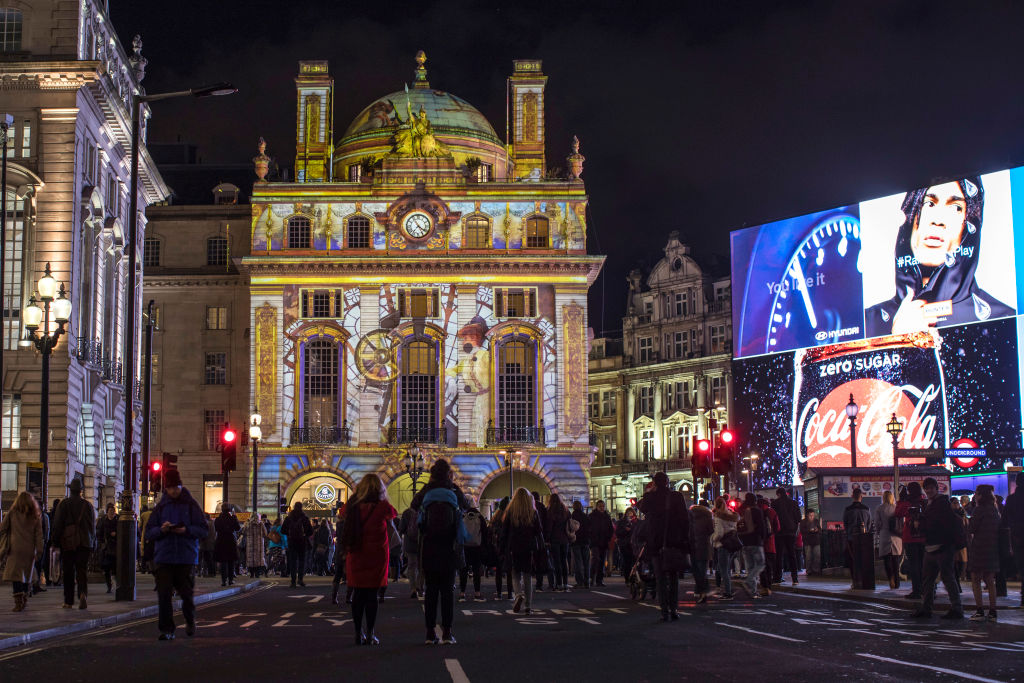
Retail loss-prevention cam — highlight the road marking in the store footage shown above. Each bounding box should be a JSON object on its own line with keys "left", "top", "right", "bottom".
{"left": 775, "top": 592, "right": 899, "bottom": 611}
{"left": 591, "top": 591, "right": 627, "bottom": 600}
{"left": 445, "top": 658, "right": 471, "bottom": 683}
{"left": 856, "top": 653, "right": 1006, "bottom": 683}
{"left": 715, "top": 622, "right": 805, "bottom": 642}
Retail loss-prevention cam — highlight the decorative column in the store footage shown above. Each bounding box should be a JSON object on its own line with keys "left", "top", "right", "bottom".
{"left": 695, "top": 371, "right": 707, "bottom": 438}
{"left": 652, "top": 381, "right": 663, "bottom": 459}
{"left": 625, "top": 385, "right": 636, "bottom": 461}
{"left": 616, "top": 387, "right": 627, "bottom": 462}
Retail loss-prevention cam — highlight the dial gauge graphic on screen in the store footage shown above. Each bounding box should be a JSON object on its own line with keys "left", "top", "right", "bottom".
{"left": 766, "top": 213, "right": 863, "bottom": 353}
{"left": 402, "top": 211, "right": 433, "bottom": 239}
{"left": 356, "top": 329, "right": 399, "bottom": 383}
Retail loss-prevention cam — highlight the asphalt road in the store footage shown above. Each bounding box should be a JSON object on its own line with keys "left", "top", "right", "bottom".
{"left": 2, "top": 575, "right": 1021, "bottom": 682}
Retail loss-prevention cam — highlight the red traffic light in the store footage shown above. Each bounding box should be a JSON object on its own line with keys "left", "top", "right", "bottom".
{"left": 223, "top": 428, "right": 237, "bottom": 443}
{"left": 695, "top": 439, "right": 711, "bottom": 453}
{"left": 727, "top": 498, "right": 740, "bottom": 510}
{"left": 720, "top": 429, "right": 734, "bottom": 444}
{"left": 152, "top": 461, "right": 162, "bottom": 472}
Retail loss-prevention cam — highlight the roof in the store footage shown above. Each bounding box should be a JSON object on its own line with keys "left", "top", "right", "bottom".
{"left": 340, "top": 88, "right": 501, "bottom": 146}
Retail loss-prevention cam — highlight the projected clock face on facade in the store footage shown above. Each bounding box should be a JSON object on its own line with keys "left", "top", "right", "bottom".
{"left": 403, "top": 211, "right": 433, "bottom": 239}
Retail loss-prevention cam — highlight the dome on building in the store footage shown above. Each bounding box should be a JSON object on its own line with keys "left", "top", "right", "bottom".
{"left": 341, "top": 88, "right": 501, "bottom": 145}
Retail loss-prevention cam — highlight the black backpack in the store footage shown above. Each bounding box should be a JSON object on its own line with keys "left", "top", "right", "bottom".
{"left": 420, "top": 500, "right": 457, "bottom": 541}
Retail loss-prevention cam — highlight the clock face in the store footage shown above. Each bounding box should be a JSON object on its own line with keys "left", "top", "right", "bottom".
{"left": 403, "top": 212, "right": 432, "bottom": 239}
{"left": 766, "top": 213, "right": 863, "bottom": 352}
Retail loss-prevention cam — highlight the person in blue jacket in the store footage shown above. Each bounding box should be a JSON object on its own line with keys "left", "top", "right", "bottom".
{"left": 144, "top": 469, "right": 209, "bottom": 640}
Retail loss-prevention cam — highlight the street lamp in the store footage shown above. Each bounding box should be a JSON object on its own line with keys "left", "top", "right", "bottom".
{"left": 118, "top": 79, "right": 237, "bottom": 602}
{"left": 402, "top": 443, "right": 427, "bottom": 504}
{"left": 23, "top": 263, "right": 72, "bottom": 506}
{"left": 499, "top": 448, "right": 524, "bottom": 500}
{"left": 249, "top": 410, "right": 262, "bottom": 514}
{"left": 886, "top": 413, "right": 903, "bottom": 498}
{"left": 846, "top": 393, "right": 860, "bottom": 468}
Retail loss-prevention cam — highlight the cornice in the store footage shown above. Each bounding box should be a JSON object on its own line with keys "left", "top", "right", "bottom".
{"left": 144, "top": 276, "right": 243, "bottom": 288}
{"left": 0, "top": 62, "right": 100, "bottom": 90}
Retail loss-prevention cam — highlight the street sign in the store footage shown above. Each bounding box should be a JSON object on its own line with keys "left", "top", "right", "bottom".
{"left": 894, "top": 448, "right": 945, "bottom": 465}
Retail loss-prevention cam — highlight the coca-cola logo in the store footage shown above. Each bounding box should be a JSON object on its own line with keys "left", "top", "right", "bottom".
{"left": 796, "top": 378, "right": 939, "bottom": 467}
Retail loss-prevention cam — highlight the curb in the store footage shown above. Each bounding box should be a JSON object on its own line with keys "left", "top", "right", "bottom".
{"left": 772, "top": 583, "right": 1022, "bottom": 612}
{"left": 0, "top": 580, "right": 262, "bottom": 652}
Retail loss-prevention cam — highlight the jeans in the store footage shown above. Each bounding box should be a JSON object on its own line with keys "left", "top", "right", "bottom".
{"left": 61, "top": 547, "right": 90, "bottom": 606}
{"left": 715, "top": 547, "right": 734, "bottom": 595}
{"left": 804, "top": 544, "right": 821, "bottom": 574}
{"left": 219, "top": 561, "right": 235, "bottom": 584}
{"left": 921, "top": 545, "right": 962, "bottom": 613}
{"left": 741, "top": 546, "right": 766, "bottom": 596}
{"left": 775, "top": 534, "right": 798, "bottom": 582}
{"left": 571, "top": 544, "right": 591, "bottom": 586}
{"left": 511, "top": 567, "right": 534, "bottom": 608}
{"left": 550, "top": 543, "right": 569, "bottom": 588}
{"left": 651, "top": 556, "right": 679, "bottom": 615}
{"left": 904, "top": 543, "right": 925, "bottom": 595}
{"left": 692, "top": 546, "right": 710, "bottom": 595}
{"left": 155, "top": 564, "right": 196, "bottom": 634}
{"left": 406, "top": 552, "right": 422, "bottom": 593}
{"left": 459, "top": 557, "right": 482, "bottom": 594}
{"left": 590, "top": 545, "right": 608, "bottom": 584}
{"left": 287, "top": 546, "right": 306, "bottom": 584}
{"left": 423, "top": 569, "right": 455, "bottom": 629}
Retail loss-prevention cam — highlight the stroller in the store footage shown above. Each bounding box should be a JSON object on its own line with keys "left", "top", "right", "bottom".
{"left": 627, "top": 543, "right": 658, "bottom": 601}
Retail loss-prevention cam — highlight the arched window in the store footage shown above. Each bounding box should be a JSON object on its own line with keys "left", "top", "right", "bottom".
{"left": 303, "top": 337, "right": 339, "bottom": 428}
{"left": 347, "top": 215, "right": 370, "bottom": 249}
{"left": 0, "top": 9, "right": 22, "bottom": 53}
{"left": 287, "top": 216, "right": 311, "bottom": 249}
{"left": 206, "top": 236, "right": 228, "bottom": 266}
{"left": 399, "top": 339, "right": 438, "bottom": 441}
{"left": 464, "top": 216, "right": 490, "bottom": 249}
{"left": 143, "top": 237, "right": 160, "bottom": 267}
{"left": 496, "top": 337, "right": 537, "bottom": 441}
{"left": 525, "top": 216, "right": 549, "bottom": 248}
{"left": 2, "top": 189, "right": 25, "bottom": 349}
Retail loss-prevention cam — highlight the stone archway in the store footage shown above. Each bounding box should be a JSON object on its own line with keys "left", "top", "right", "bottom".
{"left": 479, "top": 469, "right": 552, "bottom": 516}
{"left": 285, "top": 471, "right": 352, "bottom": 518}
{"left": 385, "top": 472, "right": 430, "bottom": 514}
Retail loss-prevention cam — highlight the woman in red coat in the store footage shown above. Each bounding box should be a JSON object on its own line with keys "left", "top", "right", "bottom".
{"left": 341, "top": 474, "right": 396, "bottom": 646}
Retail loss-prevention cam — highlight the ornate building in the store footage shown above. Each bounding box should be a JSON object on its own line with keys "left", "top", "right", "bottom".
{"left": 587, "top": 233, "right": 732, "bottom": 513}
{"left": 1, "top": 1, "right": 167, "bottom": 511}
{"left": 145, "top": 55, "right": 603, "bottom": 515}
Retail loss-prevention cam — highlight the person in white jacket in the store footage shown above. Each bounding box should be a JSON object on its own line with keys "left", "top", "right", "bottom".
{"left": 872, "top": 491, "right": 904, "bottom": 589}
{"left": 710, "top": 497, "right": 740, "bottom": 600}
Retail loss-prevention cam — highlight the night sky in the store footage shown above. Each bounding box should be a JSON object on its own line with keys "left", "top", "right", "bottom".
{"left": 110, "top": 0, "right": 1024, "bottom": 334}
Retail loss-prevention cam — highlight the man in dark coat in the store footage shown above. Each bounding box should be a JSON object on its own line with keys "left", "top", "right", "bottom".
{"left": 51, "top": 479, "right": 96, "bottom": 609}
{"left": 213, "top": 503, "right": 241, "bottom": 586}
{"left": 771, "top": 488, "right": 802, "bottom": 585}
{"left": 570, "top": 501, "right": 591, "bottom": 588}
{"left": 144, "top": 470, "right": 209, "bottom": 640}
{"left": 843, "top": 488, "right": 874, "bottom": 589}
{"left": 588, "top": 500, "right": 615, "bottom": 587}
{"left": 638, "top": 472, "right": 690, "bottom": 620}
{"left": 282, "top": 502, "right": 313, "bottom": 588}
{"left": 1002, "top": 471, "right": 1024, "bottom": 607}
{"left": 912, "top": 477, "right": 964, "bottom": 619}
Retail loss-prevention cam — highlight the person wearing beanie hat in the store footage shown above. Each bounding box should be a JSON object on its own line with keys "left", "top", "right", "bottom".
{"left": 1002, "top": 471, "right": 1024, "bottom": 607}
{"left": 51, "top": 477, "right": 96, "bottom": 609}
{"left": 144, "top": 468, "right": 208, "bottom": 640}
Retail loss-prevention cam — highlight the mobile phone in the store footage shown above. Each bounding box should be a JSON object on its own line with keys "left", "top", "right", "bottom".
{"left": 173, "top": 522, "right": 186, "bottom": 529}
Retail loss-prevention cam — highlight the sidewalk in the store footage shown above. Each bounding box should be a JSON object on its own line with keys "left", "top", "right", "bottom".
{"left": 0, "top": 575, "right": 260, "bottom": 651}
{"left": 772, "top": 573, "right": 1023, "bottom": 611}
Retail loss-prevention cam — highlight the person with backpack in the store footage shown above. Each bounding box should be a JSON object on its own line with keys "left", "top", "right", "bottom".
{"left": 799, "top": 509, "right": 822, "bottom": 576}
{"left": 638, "top": 472, "right": 690, "bottom": 621}
{"left": 417, "top": 460, "right": 467, "bottom": 644}
{"left": 545, "top": 494, "right": 571, "bottom": 591}
{"left": 50, "top": 478, "right": 96, "bottom": 609}
{"left": 1002, "top": 471, "right": 1024, "bottom": 607}
{"left": 873, "top": 490, "right": 903, "bottom": 589}
{"left": 569, "top": 500, "right": 590, "bottom": 588}
{"left": 844, "top": 488, "right": 874, "bottom": 589}
{"left": 771, "top": 488, "right": 802, "bottom": 585}
{"left": 398, "top": 504, "right": 422, "bottom": 599}
{"left": 282, "top": 502, "right": 314, "bottom": 587}
{"left": 501, "top": 488, "right": 545, "bottom": 615}
{"left": 341, "top": 474, "right": 397, "bottom": 645}
{"left": 911, "top": 477, "right": 965, "bottom": 619}
{"left": 459, "top": 506, "right": 487, "bottom": 601}
{"left": 896, "top": 482, "right": 927, "bottom": 598}
{"left": 737, "top": 493, "right": 767, "bottom": 600}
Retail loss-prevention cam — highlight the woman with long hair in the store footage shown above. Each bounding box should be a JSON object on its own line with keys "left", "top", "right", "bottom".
{"left": 341, "top": 474, "right": 396, "bottom": 645}
{"left": 968, "top": 485, "right": 1001, "bottom": 621}
{"left": 711, "top": 496, "right": 739, "bottom": 599}
{"left": 545, "top": 493, "right": 571, "bottom": 591}
{"left": 1, "top": 491, "right": 43, "bottom": 612}
{"left": 502, "top": 488, "right": 545, "bottom": 614}
{"left": 872, "top": 490, "right": 904, "bottom": 589}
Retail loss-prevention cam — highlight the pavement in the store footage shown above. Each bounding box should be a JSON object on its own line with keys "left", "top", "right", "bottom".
{"left": 0, "top": 574, "right": 260, "bottom": 651}
{"left": 0, "top": 572, "right": 1021, "bottom": 682}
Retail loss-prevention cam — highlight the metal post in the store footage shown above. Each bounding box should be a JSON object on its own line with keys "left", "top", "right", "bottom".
{"left": 508, "top": 455, "right": 514, "bottom": 500}
{"left": 0, "top": 114, "right": 9, "bottom": 517}
{"left": 224, "top": 468, "right": 229, "bottom": 508}
{"left": 849, "top": 413, "right": 858, "bottom": 469}
{"left": 141, "top": 300, "right": 154, "bottom": 494}
{"left": 892, "top": 432, "right": 900, "bottom": 498}
{"left": 251, "top": 437, "right": 258, "bottom": 514}
{"left": 38, "top": 300, "right": 50, "bottom": 504}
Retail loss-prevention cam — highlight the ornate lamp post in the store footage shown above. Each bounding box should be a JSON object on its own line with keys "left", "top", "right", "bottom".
{"left": 846, "top": 393, "right": 860, "bottom": 468}
{"left": 886, "top": 413, "right": 903, "bottom": 497}
{"left": 23, "top": 264, "right": 72, "bottom": 506}
{"left": 499, "top": 448, "right": 524, "bottom": 499}
{"left": 402, "top": 443, "right": 426, "bottom": 507}
{"left": 249, "top": 410, "right": 262, "bottom": 514}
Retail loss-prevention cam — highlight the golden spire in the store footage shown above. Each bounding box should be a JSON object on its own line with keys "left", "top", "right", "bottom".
{"left": 414, "top": 50, "right": 429, "bottom": 88}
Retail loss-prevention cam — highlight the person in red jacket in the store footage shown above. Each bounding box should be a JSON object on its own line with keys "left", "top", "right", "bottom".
{"left": 341, "top": 474, "right": 397, "bottom": 646}
{"left": 757, "top": 497, "right": 779, "bottom": 594}
{"left": 895, "top": 482, "right": 927, "bottom": 599}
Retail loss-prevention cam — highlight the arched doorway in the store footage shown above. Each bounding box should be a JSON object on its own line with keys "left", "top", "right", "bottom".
{"left": 286, "top": 472, "right": 351, "bottom": 519}
{"left": 386, "top": 472, "right": 430, "bottom": 514}
{"left": 480, "top": 470, "right": 552, "bottom": 517}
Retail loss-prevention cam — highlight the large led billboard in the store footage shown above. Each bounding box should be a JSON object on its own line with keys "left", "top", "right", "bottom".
{"left": 730, "top": 167, "right": 1024, "bottom": 484}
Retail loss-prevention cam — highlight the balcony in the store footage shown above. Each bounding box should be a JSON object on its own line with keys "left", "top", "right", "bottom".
{"left": 101, "top": 358, "right": 123, "bottom": 385}
{"left": 486, "top": 424, "right": 545, "bottom": 446}
{"left": 619, "top": 456, "right": 693, "bottom": 476}
{"left": 386, "top": 425, "right": 447, "bottom": 445}
{"left": 291, "top": 425, "right": 351, "bottom": 445}
{"left": 75, "top": 337, "right": 103, "bottom": 366}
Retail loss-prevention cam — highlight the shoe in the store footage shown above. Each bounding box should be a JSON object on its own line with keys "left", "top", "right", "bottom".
{"left": 221, "top": 582, "right": 227, "bottom": 587}
{"left": 910, "top": 608, "right": 932, "bottom": 618}
{"left": 410, "top": 591, "right": 419, "bottom": 599}
{"left": 970, "top": 610, "right": 987, "bottom": 622}
{"left": 670, "top": 612, "right": 679, "bottom": 621}
{"left": 356, "top": 632, "right": 366, "bottom": 646}
{"left": 941, "top": 610, "right": 964, "bottom": 620}
{"left": 425, "top": 628, "right": 439, "bottom": 645}
{"left": 759, "top": 588, "right": 771, "bottom": 597}
{"left": 513, "top": 594, "right": 524, "bottom": 613}
{"left": 106, "top": 585, "right": 112, "bottom": 594}
{"left": 718, "top": 593, "right": 734, "bottom": 601}
{"left": 474, "top": 593, "right": 484, "bottom": 602}
{"left": 62, "top": 603, "right": 73, "bottom": 609}
{"left": 298, "top": 580, "right": 306, "bottom": 587}
{"left": 79, "top": 595, "right": 87, "bottom": 610}
{"left": 229, "top": 580, "right": 234, "bottom": 586}
{"left": 792, "top": 580, "right": 799, "bottom": 586}
{"left": 186, "top": 620, "right": 196, "bottom": 636}
{"left": 441, "top": 628, "right": 456, "bottom": 644}
{"left": 458, "top": 592, "right": 466, "bottom": 601}
{"left": 696, "top": 592, "right": 708, "bottom": 604}
{"left": 596, "top": 582, "right": 606, "bottom": 587}
{"left": 906, "top": 592, "right": 922, "bottom": 600}
{"left": 158, "top": 632, "right": 175, "bottom": 641}
{"left": 524, "top": 607, "right": 532, "bottom": 615}
{"left": 365, "top": 634, "right": 380, "bottom": 646}
{"left": 987, "top": 609, "right": 998, "bottom": 622}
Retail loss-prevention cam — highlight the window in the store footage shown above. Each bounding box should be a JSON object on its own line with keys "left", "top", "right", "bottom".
{"left": 3, "top": 190, "right": 24, "bottom": 350}
{"left": 204, "top": 352, "right": 227, "bottom": 385}
{"left": 1, "top": 462, "right": 15, "bottom": 491}
{"left": 638, "top": 385, "right": 653, "bottom": 414}
{"left": 300, "top": 289, "right": 343, "bottom": 318}
{"left": 495, "top": 288, "right": 536, "bottom": 318}
{"left": 673, "top": 292, "right": 688, "bottom": 317}
{"left": 673, "top": 331, "right": 688, "bottom": 358}
{"left": 143, "top": 238, "right": 160, "bottom": 267}
{"left": 464, "top": 216, "right": 490, "bottom": 249}
{"left": 602, "top": 435, "right": 617, "bottom": 466}
{"left": 204, "top": 409, "right": 225, "bottom": 450}
{"left": 709, "top": 325, "right": 726, "bottom": 353}
{"left": 588, "top": 392, "right": 600, "bottom": 419}
{"left": 638, "top": 337, "right": 653, "bottom": 363}
{"left": 347, "top": 215, "right": 370, "bottom": 249}
{"left": 20, "top": 118, "right": 30, "bottom": 157}
{"left": 673, "top": 381, "right": 691, "bottom": 410}
{"left": 496, "top": 338, "right": 536, "bottom": 435}
{"left": 2, "top": 393, "right": 20, "bottom": 448}
{"left": 399, "top": 339, "right": 438, "bottom": 439}
{"left": 206, "top": 306, "right": 228, "bottom": 330}
{"left": 303, "top": 338, "right": 339, "bottom": 427}
{"left": 287, "top": 216, "right": 311, "bottom": 248}
{"left": 640, "top": 429, "right": 654, "bottom": 462}
{"left": 524, "top": 216, "right": 549, "bottom": 248}
{"left": 151, "top": 352, "right": 160, "bottom": 385}
{"left": 710, "top": 375, "right": 726, "bottom": 408}
{"left": 347, "top": 164, "right": 362, "bottom": 182}
{"left": 601, "top": 391, "right": 616, "bottom": 417}
{"left": 475, "top": 163, "right": 492, "bottom": 183}
{"left": 0, "top": 9, "right": 21, "bottom": 53}
{"left": 397, "top": 288, "right": 439, "bottom": 318}
{"left": 206, "top": 236, "right": 228, "bottom": 266}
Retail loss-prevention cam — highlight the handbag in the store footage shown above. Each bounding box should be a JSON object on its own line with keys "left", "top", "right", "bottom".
{"left": 658, "top": 493, "right": 690, "bottom": 573}
{"left": 721, "top": 530, "right": 743, "bottom": 553}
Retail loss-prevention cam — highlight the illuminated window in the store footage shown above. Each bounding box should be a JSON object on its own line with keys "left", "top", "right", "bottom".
{"left": 204, "top": 352, "right": 227, "bottom": 385}
{"left": 602, "top": 391, "right": 616, "bottom": 417}
{"left": 2, "top": 393, "right": 20, "bottom": 449}
{"left": 640, "top": 429, "right": 654, "bottom": 462}
{"left": 1, "top": 462, "right": 16, "bottom": 491}
{"left": 0, "top": 9, "right": 21, "bottom": 53}
{"left": 709, "top": 325, "right": 726, "bottom": 353}
{"left": 638, "top": 385, "right": 653, "bottom": 414}
{"left": 464, "top": 216, "right": 490, "bottom": 248}
{"left": 588, "top": 392, "right": 600, "bottom": 419}
{"left": 399, "top": 339, "right": 438, "bottom": 439}
{"left": 143, "top": 237, "right": 160, "bottom": 267}
{"left": 206, "top": 306, "right": 228, "bottom": 330}
{"left": 347, "top": 215, "right": 370, "bottom": 249}
{"left": 303, "top": 338, "right": 339, "bottom": 428}
{"left": 495, "top": 288, "right": 536, "bottom": 318}
{"left": 287, "top": 216, "right": 311, "bottom": 249}
{"left": 206, "top": 236, "right": 228, "bottom": 266}
{"left": 710, "top": 375, "right": 726, "bottom": 407}
{"left": 300, "top": 289, "right": 343, "bottom": 318}
{"left": 3, "top": 190, "right": 24, "bottom": 350}
{"left": 204, "top": 409, "right": 225, "bottom": 450}
{"left": 602, "top": 435, "right": 617, "bottom": 465}
{"left": 638, "top": 337, "right": 653, "bottom": 363}
{"left": 397, "top": 288, "right": 439, "bottom": 318}
{"left": 524, "top": 216, "right": 549, "bottom": 248}
{"left": 19, "top": 119, "right": 30, "bottom": 157}
{"left": 496, "top": 338, "right": 536, "bottom": 435}
{"left": 348, "top": 165, "right": 361, "bottom": 182}
{"left": 475, "top": 163, "right": 492, "bottom": 183}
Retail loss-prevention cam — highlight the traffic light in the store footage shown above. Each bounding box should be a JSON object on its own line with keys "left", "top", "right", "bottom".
{"left": 692, "top": 437, "right": 713, "bottom": 478}
{"left": 628, "top": 497, "right": 637, "bottom": 508}
{"left": 279, "top": 496, "right": 288, "bottom": 514}
{"left": 727, "top": 497, "right": 740, "bottom": 511}
{"left": 149, "top": 460, "right": 163, "bottom": 493}
{"left": 163, "top": 451, "right": 178, "bottom": 471}
{"left": 714, "top": 426, "right": 736, "bottom": 475}
{"left": 220, "top": 425, "right": 237, "bottom": 473}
